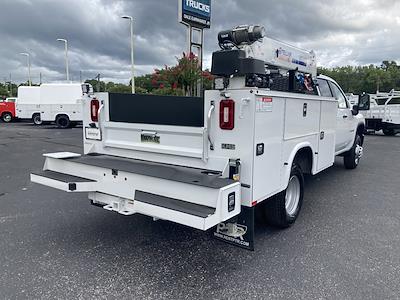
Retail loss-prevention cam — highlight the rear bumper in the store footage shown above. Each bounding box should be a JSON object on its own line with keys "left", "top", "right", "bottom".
{"left": 31, "top": 152, "right": 241, "bottom": 231}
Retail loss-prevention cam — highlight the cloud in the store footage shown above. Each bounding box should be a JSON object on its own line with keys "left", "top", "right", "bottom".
{"left": 0, "top": 0, "right": 399, "bottom": 84}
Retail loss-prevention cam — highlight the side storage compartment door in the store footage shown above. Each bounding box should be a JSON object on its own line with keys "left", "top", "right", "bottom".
{"left": 317, "top": 99, "right": 337, "bottom": 171}
{"left": 252, "top": 95, "right": 285, "bottom": 202}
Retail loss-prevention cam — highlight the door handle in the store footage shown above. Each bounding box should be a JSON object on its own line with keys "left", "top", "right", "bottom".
{"left": 343, "top": 115, "right": 348, "bottom": 119}
{"left": 207, "top": 101, "right": 215, "bottom": 151}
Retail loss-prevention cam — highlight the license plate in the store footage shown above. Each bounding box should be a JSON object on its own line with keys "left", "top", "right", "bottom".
{"left": 85, "top": 127, "right": 102, "bottom": 141}
{"left": 141, "top": 132, "right": 160, "bottom": 144}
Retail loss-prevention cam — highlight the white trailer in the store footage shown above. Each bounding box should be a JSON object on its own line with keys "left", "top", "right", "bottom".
{"left": 15, "top": 86, "right": 42, "bottom": 124}
{"left": 31, "top": 26, "right": 369, "bottom": 250}
{"left": 39, "top": 83, "right": 91, "bottom": 128}
{"left": 361, "top": 90, "right": 400, "bottom": 136}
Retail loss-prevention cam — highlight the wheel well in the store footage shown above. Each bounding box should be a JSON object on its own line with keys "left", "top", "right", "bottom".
{"left": 32, "top": 113, "right": 40, "bottom": 118}
{"left": 1, "top": 111, "right": 11, "bottom": 117}
{"left": 56, "top": 114, "right": 69, "bottom": 120}
{"left": 293, "top": 147, "right": 313, "bottom": 175}
{"left": 357, "top": 124, "right": 365, "bottom": 145}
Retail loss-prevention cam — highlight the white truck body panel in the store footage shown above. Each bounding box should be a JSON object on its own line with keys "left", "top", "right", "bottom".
{"left": 37, "top": 88, "right": 338, "bottom": 209}
{"left": 361, "top": 90, "right": 400, "bottom": 133}
{"left": 40, "top": 83, "right": 84, "bottom": 122}
{"left": 364, "top": 95, "right": 400, "bottom": 124}
{"left": 15, "top": 84, "right": 85, "bottom": 122}
{"left": 15, "top": 86, "right": 41, "bottom": 119}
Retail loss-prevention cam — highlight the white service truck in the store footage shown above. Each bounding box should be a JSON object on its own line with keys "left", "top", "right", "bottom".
{"left": 361, "top": 90, "right": 400, "bottom": 136}
{"left": 15, "top": 86, "right": 42, "bottom": 124}
{"left": 31, "top": 26, "right": 369, "bottom": 250}
{"left": 15, "top": 83, "right": 91, "bottom": 128}
{"left": 39, "top": 83, "right": 91, "bottom": 129}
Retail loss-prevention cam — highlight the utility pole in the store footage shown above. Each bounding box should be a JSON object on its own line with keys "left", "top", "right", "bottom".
{"left": 121, "top": 16, "right": 135, "bottom": 94}
{"left": 19, "top": 52, "right": 31, "bottom": 86}
{"left": 79, "top": 71, "right": 82, "bottom": 83}
{"left": 57, "top": 38, "right": 70, "bottom": 82}
{"left": 39, "top": 72, "right": 42, "bottom": 85}
{"left": 95, "top": 74, "right": 101, "bottom": 92}
{"left": 9, "top": 73, "right": 12, "bottom": 96}
{"left": 3, "top": 78, "right": 7, "bottom": 95}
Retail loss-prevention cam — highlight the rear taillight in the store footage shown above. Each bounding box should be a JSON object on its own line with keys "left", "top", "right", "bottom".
{"left": 90, "top": 99, "right": 100, "bottom": 122}
{"left": 220, "top": 99, "right": 235, "bottom": 130}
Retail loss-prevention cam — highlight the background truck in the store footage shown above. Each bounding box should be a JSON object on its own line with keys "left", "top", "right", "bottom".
{"left": 39, "top": 83, "right": 91, "bottom": 129}
{"left": 31, "top": 25, "right": 369, "bottom": 250}
{"left": 0, "top": 97, "right": 17, "bottom": 122}
{"left": 15, "top": 86, "right": 41, "bottom": 124}
{"left": 361, "top": 90, "right": 400, "bottom": 136}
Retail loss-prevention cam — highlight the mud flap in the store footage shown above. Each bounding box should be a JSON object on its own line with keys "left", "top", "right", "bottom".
{"left": 213, "top": 206, "right": 254, "bottom": 251}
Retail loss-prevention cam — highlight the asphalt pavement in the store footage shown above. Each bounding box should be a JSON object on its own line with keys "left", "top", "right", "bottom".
{"left": 0, "top": 122, "right": 399, "bottom": 299}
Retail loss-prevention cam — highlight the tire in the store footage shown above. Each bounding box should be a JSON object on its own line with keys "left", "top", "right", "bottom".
{"left": 56, "top": 115, "right": 71, "bottom": 129}
{"left": 344, "top": 134, "right": 363, "bottom": 169}
{"left": 264, "top": 164, "right": 304, "bottom": 228}
{"left": 32, "top": 114, "right": 42, "bottom": 125}
{"left": 2, "top": 112, "right": 12, "bottom": 123}
{"left": 383, "top": 129, "right": 396, "bottom": 136}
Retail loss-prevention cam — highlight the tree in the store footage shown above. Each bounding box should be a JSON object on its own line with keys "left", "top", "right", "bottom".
{"left": 318, "top": 61, "right": 400, "bottom": 94}
{"left": 134, "top": 74, "right": 154, "bottom": 92}
{"left": 0, "top": 82, "right": 19, "bottom": 98}
{"left": 150, "top": 53, "right": 214, "bottom": 96}
{"left": 85, "top": 79, "right": 106, "bottom": 92}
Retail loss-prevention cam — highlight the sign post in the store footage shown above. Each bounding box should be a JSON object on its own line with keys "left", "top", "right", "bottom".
{"left": 179, "top": 0, "right": 212, "bottom": 96}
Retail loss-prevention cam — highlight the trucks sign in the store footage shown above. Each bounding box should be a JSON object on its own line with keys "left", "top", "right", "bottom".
{"left": 179, "top": 0, "right": 211, "bottom": 29}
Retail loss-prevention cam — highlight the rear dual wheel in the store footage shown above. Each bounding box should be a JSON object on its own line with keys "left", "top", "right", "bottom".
{"left": 264, "top": 164, "right": 304, "bottom": 228}
{"left": 344, "top": 134, "right": 363, "bottom": 169}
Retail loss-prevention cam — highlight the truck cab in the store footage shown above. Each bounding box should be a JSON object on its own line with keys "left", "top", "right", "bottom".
{"left": 0, "top": 97, "right": 17, "bottom": 123}
{"left": 317, "top": 75, "right": 365, "bottom": 156}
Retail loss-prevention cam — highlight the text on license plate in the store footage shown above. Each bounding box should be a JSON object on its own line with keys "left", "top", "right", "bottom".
{"left": 85, "top": 127, "right": 101, "bottom": 141}
{"left": 141, "top": 133, "right": 160, "bottom": 144}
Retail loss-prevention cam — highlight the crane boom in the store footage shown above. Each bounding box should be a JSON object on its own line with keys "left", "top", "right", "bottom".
{"left": 240, "top": 37, "right": 317, "bottom": 77}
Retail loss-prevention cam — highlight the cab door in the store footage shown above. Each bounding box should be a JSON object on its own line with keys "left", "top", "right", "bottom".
{"left": 328, "top": 81, "right": 354, "bottom": 152}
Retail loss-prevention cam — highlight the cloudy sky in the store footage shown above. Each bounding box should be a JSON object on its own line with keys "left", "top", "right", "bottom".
{"left": 0, "top": 0, "right": 399, "bottom": 84}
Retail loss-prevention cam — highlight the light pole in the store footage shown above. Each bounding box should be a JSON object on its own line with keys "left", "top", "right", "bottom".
{"left": 19, "top": 52, "right": 31, "bottom": 86}
{"left": 57, "top": 38, "right": 70, "bottom": 81}
{"left": 121, "top": 15, "right": 135, "bottom": 94}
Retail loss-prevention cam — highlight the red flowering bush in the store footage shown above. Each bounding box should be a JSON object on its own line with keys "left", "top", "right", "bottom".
{"left": 149, "top": 52, "right": 214, "bottom": 96}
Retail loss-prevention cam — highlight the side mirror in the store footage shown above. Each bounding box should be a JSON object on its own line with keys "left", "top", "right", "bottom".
{"left": 358, "top": 93, "right": 370, "bottom": 111}
{"left": 351, "top": 105, "right": 359, "bottom": 116}
{"left": 81, "top": 84, "right": 94, "bottom": 95}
